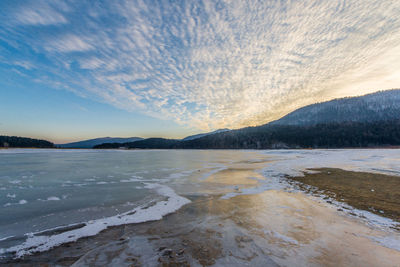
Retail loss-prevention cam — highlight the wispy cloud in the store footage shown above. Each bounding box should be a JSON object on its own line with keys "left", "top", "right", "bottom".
{"left": 2, "top": 0, "right": 400, "bottom": 131}
{"left": 45, "top": 35, "right": 94, "bottom": 53}
{"left": 14, "top": 1, "right": 68, "bottom": 26}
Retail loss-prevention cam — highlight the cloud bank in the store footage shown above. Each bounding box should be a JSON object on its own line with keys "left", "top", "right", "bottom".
{"left": 2, "top": 0, "right": 400, "bottom": 130}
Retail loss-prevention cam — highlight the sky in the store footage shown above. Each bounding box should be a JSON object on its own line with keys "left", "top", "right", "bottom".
{"left": 1, "top": 0, "right": 400, "bottom": 143}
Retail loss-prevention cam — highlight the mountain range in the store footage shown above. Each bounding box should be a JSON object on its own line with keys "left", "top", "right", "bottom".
{"left": 95, "top": 89, "right": 400, "bottom": 149}
{"left": 57, "top": 129, "right": 231, "bottom": 148}
{"left": 2, "top": 89, "right": 400, "bottom": 149}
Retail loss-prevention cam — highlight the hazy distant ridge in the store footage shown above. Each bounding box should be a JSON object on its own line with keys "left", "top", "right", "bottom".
{"left": 58, "top": 137, "right": 143, "bottom": 148}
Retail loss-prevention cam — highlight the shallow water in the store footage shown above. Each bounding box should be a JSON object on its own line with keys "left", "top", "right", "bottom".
{"left": 1, "top": 148, "right": 400, "bottom": 265}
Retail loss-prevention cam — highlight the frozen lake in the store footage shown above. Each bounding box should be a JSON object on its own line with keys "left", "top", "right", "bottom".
{"left": 1, "top": 149, "right": 400, "bottom": 265}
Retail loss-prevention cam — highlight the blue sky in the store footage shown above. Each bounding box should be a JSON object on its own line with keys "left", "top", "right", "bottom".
{"left": 1, "top": 1, "right": 400, "bottom": 143}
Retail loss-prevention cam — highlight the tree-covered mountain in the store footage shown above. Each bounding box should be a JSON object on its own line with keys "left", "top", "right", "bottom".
{"left": 182, "top": 128, "right": 230, "bottom": 141}
{"left": 95, "top": 90, "right": 400, "bottom": 149}
{"left": 96, "top": 130, "right": 231, "bottom": 148}
{"left": 58, "top": 137, "right": 143, "bottom": 148}
{"left": 178, "top": 121, "right": 400, "bottom": 149}
{"left": 94, "top": 121, "right": 400, "bottom": 149}
{"left": 271, "top": 89, "right": 400, "bottom": 126}
{"left": 0, "top": 136, "right": 54, "bottom": 148}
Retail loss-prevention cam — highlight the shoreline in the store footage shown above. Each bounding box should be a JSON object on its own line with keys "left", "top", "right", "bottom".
{"left": 3, "top": 168, "right": 400, "bottom": 266}
{"left": 2, "top": 146, "right": 400, "bottom": 150}
{"left": 2, "top": 149, "right": 400, "bottom": 266}
{"left": 0, "top": 183, "right": 191, "bottom": 260}
{"left": 286, "top": 168, "right": 400, "bottom": 224}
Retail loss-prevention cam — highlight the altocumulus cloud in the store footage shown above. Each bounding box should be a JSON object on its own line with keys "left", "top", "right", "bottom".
{"left": 1, "top": 0, "right": 400, "bottom": 130}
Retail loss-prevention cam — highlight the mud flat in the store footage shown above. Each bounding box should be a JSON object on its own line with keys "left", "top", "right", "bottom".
{"left": 287, "top": 168, "right": 400, "bottom": 223}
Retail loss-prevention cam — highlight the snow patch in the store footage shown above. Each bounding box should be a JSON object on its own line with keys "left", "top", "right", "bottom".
{"left": 1, "top": 183, "right": 190, "bottom": 258}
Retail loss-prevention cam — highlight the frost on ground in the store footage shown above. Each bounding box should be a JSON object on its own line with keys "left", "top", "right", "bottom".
{"left": 262, "top": 149, "right": 400, "bottom": 178}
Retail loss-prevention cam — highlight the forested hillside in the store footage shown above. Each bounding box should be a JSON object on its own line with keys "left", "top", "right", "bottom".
{"left": 271, "top": 89, "right": 400, "bottom": 126}
{"left": 0, "top": 136, "right": 54, "bottom": 148}
{"left": 95, "top": 120, "right": 400, "bottom": 149}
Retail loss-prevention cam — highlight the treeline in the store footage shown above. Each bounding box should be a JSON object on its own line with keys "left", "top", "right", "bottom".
{"left": 94, "top": 120, "right": 400, "bottom": 149}
{"left": 96, "top": 138, "right": 180, "bottom": 149}
{"left": 0, "top": 136, "right": 54, "bottom": 148}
